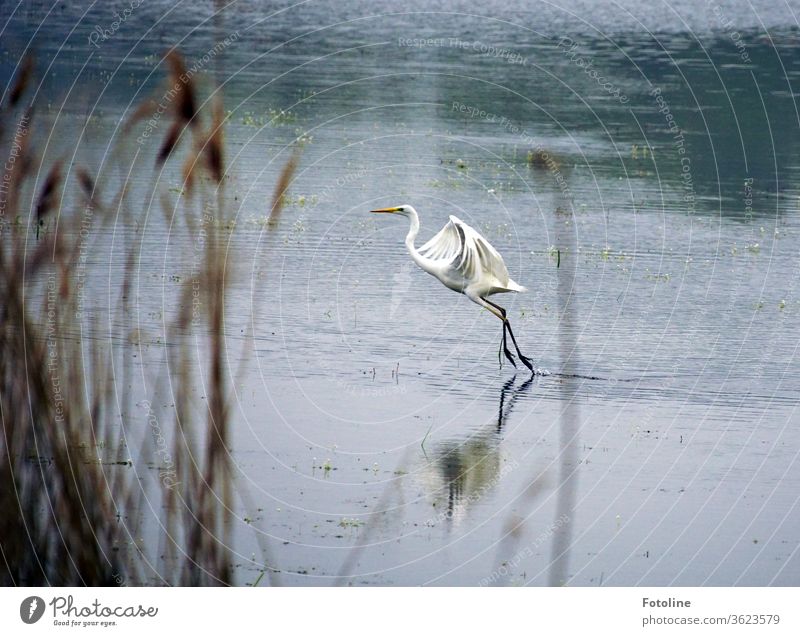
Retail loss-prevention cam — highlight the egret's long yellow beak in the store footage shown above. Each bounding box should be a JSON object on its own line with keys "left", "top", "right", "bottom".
{"left": 370, "top": 206, "right": 400, "bottom": 214}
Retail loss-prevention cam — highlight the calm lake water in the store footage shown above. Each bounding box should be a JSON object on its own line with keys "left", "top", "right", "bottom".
{"left": 4, "top": 0, "right": 800, "bottom": 585}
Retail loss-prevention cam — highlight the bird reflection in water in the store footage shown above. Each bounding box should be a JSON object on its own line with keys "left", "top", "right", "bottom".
{"left": 421, "top": 375, "right": 534, "bottom": 528}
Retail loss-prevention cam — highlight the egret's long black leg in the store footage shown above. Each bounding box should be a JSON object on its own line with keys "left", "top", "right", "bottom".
{"left": 497, "top": 322, "right": 515, "bottom": 368}
{"left": 484, "top": 298, "right": 534, "bottom": 373}
{"left": 480, "top": 297, "right": 515, "bottom": 368}
{"left": 501, "top": 322, "right": 515, "bottom": 368}
{"left": 505, "top": 320, "right": 534, "bottom": 372}
{"left": 468, "top": 292, "right": 517, "bottom": 369}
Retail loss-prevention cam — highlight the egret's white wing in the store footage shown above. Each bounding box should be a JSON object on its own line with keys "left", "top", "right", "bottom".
{"left": 419, "top": 215, "right": 512, "bottom": 286}
{"left": 418, "top": 215, "right": 463, "bottom": 262}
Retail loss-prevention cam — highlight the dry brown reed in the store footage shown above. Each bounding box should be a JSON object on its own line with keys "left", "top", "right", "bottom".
{"left": 0, "top": 51, "right": 293, "bottom": 586}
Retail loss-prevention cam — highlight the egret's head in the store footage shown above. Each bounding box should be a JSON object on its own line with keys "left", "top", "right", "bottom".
{"left": 370, "top": 204, "right": 413, "bottom": 217}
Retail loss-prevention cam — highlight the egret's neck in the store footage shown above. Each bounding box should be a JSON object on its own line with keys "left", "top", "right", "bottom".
{"left": 404, "top": 207, "right": 420, "bottom": 251}
{"left": 404, "top": 208, "right": 429, "bottom": 270}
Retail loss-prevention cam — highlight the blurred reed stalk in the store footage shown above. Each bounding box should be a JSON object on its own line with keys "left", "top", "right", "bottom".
{"left": 489, "top": 156, "right": 581, "bottom": 586}
{"left": 548, "top": 164, "right": 580, "bottom": 587}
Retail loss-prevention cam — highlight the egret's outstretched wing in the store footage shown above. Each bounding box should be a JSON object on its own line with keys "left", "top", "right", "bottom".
{"left": 418, "top": 215, "right": 462, "bottom": 262}
{"left": 419, "top": 215, "right": 511, "bottom": 285}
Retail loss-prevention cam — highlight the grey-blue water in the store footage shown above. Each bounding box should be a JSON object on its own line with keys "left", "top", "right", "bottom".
{"left": 4, "top": 0, "right": 800, "bottom": 585}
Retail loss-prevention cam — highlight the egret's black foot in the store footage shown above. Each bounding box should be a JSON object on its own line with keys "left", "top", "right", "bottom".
{"left": 503, "top": 346, "right": 517, "bottom": 368}
{"left": 518, "top": 353, "right": 534, "bottom": 373}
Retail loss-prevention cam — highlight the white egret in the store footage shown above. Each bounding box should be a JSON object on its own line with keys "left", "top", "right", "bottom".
{"left": 371, "top": 204, "right": 534, "bottom": 372}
